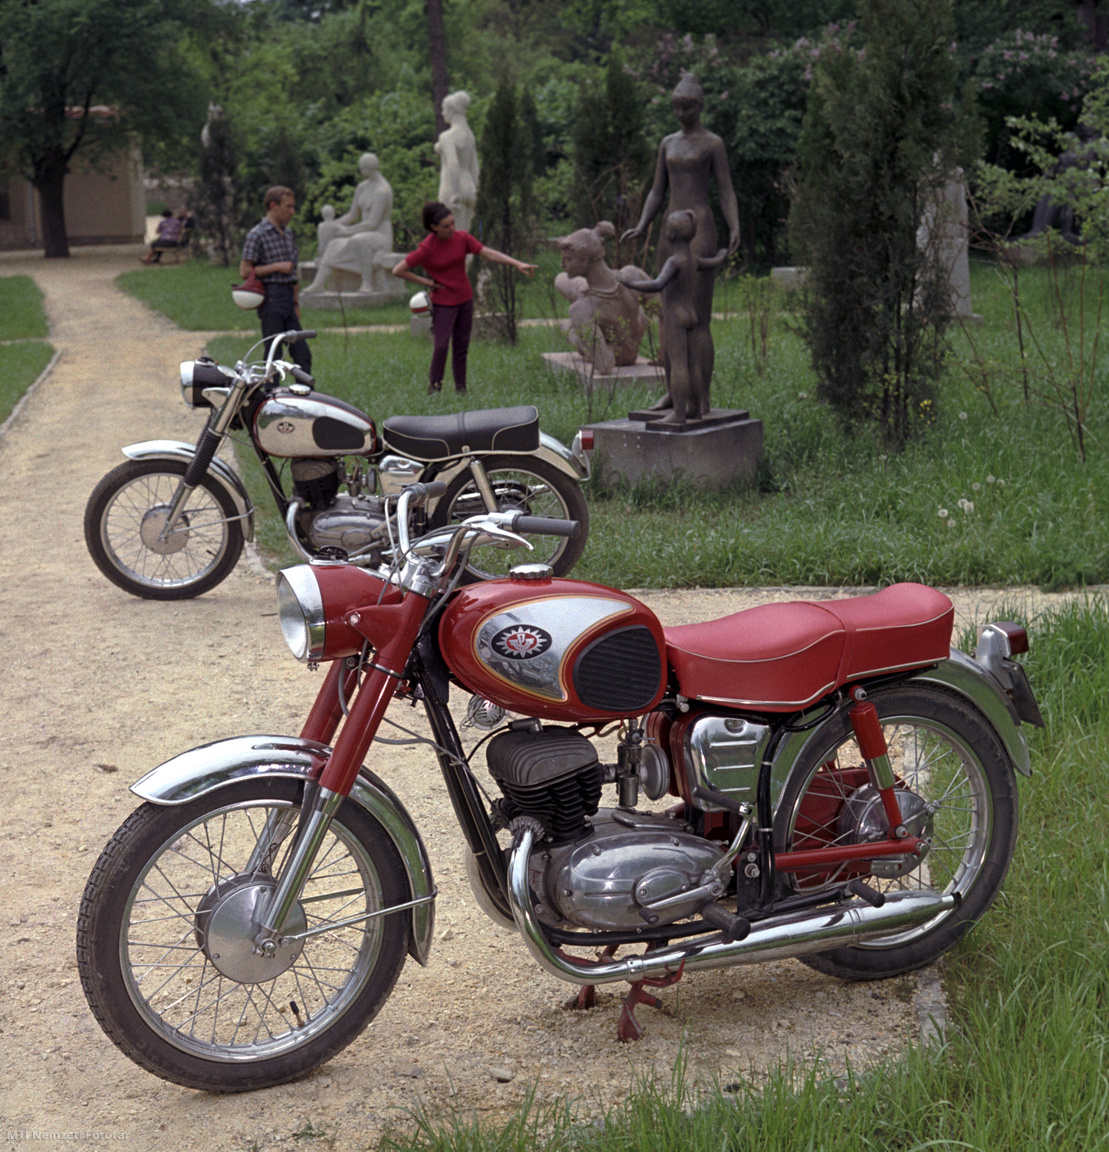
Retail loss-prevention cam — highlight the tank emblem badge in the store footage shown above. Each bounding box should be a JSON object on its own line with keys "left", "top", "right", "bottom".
{"left": 276, "top": 421, "right": 296, "bottom": 434}
{"left": 490, "top": 625, "right": 552, "bottom": 660}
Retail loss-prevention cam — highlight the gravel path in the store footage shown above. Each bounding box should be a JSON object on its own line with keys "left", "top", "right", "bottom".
{"left": 0, "top": 248, "right": 1073, "bottom": 1152}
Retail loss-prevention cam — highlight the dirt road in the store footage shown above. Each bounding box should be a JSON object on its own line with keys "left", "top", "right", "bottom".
{"left": 0, "top": 249, "right": 1066, "bottom": 1151}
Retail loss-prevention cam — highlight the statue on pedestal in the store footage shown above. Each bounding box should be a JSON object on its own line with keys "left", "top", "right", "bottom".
{"left": 303, "top": 153, "right": 394, "bottom": 295}
{"left": 621, "top": 73, "right": 740, "bottom": 420}
{"left": 620, "top": 210, "right": 727, "bottom": 422}
{"left": 436, "top": 91, "right": 480, "bottom": 235}
{"left": 554, "top": 221, "right": 649, "bottom": 376}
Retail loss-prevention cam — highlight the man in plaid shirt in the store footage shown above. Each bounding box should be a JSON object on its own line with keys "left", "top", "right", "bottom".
{"left": 240, "top": 185, "right": 312, "bottom": 372}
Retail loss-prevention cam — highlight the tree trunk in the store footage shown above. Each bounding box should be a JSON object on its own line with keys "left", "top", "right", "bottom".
{"left": 426, "top": 0, "right": 449, "bottom": 137}
{"left": 34, "top": 149, "right": 70, "bottom": 259}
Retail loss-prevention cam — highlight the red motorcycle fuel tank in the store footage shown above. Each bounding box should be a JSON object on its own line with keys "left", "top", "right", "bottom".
{"left": 254, "top": 389, "right": 376, "bottom": 458}
{"left": 438, "top": 573, "right": 668, "bottom": 722}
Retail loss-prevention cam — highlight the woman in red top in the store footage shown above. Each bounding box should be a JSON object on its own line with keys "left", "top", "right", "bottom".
{"left": 392, "top": 201, "right": 536, "bottom": 394}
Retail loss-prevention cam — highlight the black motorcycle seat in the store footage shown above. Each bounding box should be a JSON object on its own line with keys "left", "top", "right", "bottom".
{"left": 382, "top": 406, "right": 540, "bottom": 461}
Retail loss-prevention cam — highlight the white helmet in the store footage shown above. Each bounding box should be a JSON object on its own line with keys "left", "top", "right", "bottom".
{"left": 231, "top": 281, "right": 265, "bottom": 309}
{"left": 409, "top": 290, "right": 431, "bottom": 314}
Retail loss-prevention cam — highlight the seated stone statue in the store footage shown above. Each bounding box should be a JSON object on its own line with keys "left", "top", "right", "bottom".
{"left": 304, "top": 153, "right": 394, "bottom": 295}
{"left": 554, "top": 221, "right": 649, "bottom": 376}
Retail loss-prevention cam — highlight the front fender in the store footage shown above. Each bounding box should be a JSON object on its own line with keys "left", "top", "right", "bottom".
{"left": 131, "top": 735, "right": 434, "bottom": 965}
{"left": 123, "top": 440, "right": 255, "bottom": 542}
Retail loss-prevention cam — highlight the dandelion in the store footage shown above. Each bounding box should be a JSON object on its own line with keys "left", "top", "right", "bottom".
{"left": 958, "top": 412, "right": 968, "bottom": 421}
{"left": 986, "top": 475, "right": 996, "bottom": 484}
{"left": 879, "top": 454, "right": 888, "bottom": 463}
{"left": 797, "top": 391, "right": 808, "bottom": 400}
{"left": 998, "top": 479, "right": 1006, "bottom": 487}
{"left": 947, "top": 520, "right": 957, "bottom": 530}
{"left": 972, "top": 482, "right": 981, "bottom": 491}
{"left": 938, "top": 508, "right": 949, "bottom": 519}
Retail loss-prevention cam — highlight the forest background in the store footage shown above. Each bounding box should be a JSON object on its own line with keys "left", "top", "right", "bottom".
{"left": 17, "top": 0, "right": 1102, "bottom": 269}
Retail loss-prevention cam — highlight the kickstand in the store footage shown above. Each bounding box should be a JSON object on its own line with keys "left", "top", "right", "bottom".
{"left": 617, "top": 962, "right": 686, "bottom": 1042}
{"left": 567, "top": 944, "right": 618, "bottom": 1011}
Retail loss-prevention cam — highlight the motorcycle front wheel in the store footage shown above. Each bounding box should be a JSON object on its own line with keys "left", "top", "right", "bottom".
{"left": 77, "top": 778, "right": 409, "bottom": 1091}
{"left": 84, "top": 458, "right": 244, "bottom": 599}
{"left": 774, "top": 683, "right": 1019, "bottom": 980}
{"left": 429, "top": 456, "right": 589, "bottom": 581}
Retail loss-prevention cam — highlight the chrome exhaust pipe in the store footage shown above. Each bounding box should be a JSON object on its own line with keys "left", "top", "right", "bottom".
{"left": 507, "top": 826, "right": 955, "bottom": 986}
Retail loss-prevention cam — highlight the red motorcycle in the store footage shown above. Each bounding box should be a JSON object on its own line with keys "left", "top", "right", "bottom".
{"left": 78, "top": 485, "right": 1042, "bottom": 1091}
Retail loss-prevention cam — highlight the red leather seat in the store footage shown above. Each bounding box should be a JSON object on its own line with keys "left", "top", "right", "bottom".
{"left": 663, "top": 583, "right": 954, "bottom": 711}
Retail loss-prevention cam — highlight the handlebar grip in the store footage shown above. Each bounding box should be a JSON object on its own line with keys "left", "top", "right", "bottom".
{"left": 289, "top": 366, "right": 316, "bottom": 387}
{"left": 511, "top": 515, "right": 581, "bottom": 538}
{"left": 402, "top": 480, "right": 449, "bottom": 506}
{"left": 284, "top": 329, "right": 317, "bottom": 342}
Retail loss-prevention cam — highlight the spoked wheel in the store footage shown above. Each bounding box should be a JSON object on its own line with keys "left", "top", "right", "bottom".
{"left": 84, "top": 458, "right": 244, "bottom": 599}
{"left": 774, "top": 684, "right": 1019, "bottom": 979}
{"left": 77, "top": 778, "right": 409, "bottom": 1091}
{"left": 429, "top": 456, "right": 589, "bottom": 581}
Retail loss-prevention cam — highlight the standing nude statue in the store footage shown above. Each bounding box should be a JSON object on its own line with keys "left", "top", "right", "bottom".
{"left": 304, "top": 153, "right": 394, "bottom": 295}
{"left": 621, "top": 210, "right": 727, "bottom": 423}
{"left": 436, "top": 91, "right": 480, "bottom": 236}
{"left": 621, "top": 73, "right": 740, "bottom": 417}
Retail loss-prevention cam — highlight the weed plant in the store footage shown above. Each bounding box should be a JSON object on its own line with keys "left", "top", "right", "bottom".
{"left": 203, "top": 259, "right": 1108, "bottom": 591}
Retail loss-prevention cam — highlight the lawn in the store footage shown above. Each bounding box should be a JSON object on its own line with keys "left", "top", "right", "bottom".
{"left": 0, "top": 275, "right": 55, "bottom": 425}
{"left": 193, "top": 257, "right": 1109, "bottom": 592}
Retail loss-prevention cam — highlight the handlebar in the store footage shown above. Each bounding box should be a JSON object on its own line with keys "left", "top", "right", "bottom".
{"left": 509, "top": 515, "right": 580, "bottom": 538}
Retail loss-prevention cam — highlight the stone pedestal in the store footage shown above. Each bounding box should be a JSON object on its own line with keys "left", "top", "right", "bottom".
{"left": 584, "top": 409, "right": 763, "bottom": 490}
{"left": 542, "top": 352, "right": 664, "bottom": 390}
{"left": 299, "top": 252, "right": 407, "bottom": 310}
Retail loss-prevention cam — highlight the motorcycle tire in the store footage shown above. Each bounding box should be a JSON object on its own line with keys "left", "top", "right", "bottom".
{"left": 77, "top": 777, "right": 409, "bottom": 1092}
{"left": 84, "top": 458, "right": 244, "bottom": 600}
{"left": 428, "top": 455, "right": 589, "bottom": 582}
{"left": 774, "top": 683, "right": 1019, "bottom": 981}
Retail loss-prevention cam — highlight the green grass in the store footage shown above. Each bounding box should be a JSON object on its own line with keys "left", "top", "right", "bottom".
{"left": 0, "top": 275, "right": 54, "bottom": 424}
{"left": 0, "top": 274, "right": 49, "bottom": 341}
{"left": 196, "top": 259, "right": 1109, "bottom": 592}
{"left": 115, "top": 248, "right": 572, "bottom": 334}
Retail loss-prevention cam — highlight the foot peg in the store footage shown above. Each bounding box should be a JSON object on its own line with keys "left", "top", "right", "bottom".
{"left": 847, "top": 879, "right": 886, "bottom": 907}
{"left": 700, "top": 903, "right": 752, "bottom": 941}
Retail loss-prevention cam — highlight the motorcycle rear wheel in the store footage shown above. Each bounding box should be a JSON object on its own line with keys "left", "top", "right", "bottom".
{"left": 429, "top": 456, "right": 589, "bottom": 581}
{"left": 774, "top": 684, "right": 1018, "bottom": 980}
{"left": 77, "top": 778, "right": 409, "bottom": 1091}
{"left": 84, "top": 458, "right": 244, "bottom": 599}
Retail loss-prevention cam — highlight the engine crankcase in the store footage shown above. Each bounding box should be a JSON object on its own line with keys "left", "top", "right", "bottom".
{"left": 304, "top": 495, "right": 387, "bottom": 553}
{"left": 539, "top": 808, "right": 724, "bottom": 931}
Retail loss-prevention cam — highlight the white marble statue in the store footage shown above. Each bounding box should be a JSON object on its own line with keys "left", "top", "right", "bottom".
{"left": 435, "top": 92, "right": 479, "bottom": 235}
{"left": 304, "top": 153, "right": 394, "bottom": 295}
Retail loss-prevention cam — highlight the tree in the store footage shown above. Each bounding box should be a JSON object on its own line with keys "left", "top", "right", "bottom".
{"left": 570, "top": 54, "right": 651, "bottom": 237}
{"left": 788, "top": 0, "right": 978, "bottom": 447}
{"left": 0, "top": 0, "right": 209, "bottom": 257}
{"left": 474, "top": 80, "right": 540, "bottom": 344}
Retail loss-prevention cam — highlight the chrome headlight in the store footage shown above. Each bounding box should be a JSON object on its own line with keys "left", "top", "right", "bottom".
{"left": 276, "top": 566, "right": 325, "bottom": 662}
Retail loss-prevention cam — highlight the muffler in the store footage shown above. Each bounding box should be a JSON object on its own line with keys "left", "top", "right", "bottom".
{"left": 507, "top": 826, "right": 955, "bottom": 986}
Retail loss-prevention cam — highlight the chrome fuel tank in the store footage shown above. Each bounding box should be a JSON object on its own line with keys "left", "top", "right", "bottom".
{"left": 254, "top": 391, "right": 376, "bottom": 458}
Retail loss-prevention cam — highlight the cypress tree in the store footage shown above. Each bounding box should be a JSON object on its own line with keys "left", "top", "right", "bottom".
{"left": 789, "top": 0, "right": 978, "bottom": 447}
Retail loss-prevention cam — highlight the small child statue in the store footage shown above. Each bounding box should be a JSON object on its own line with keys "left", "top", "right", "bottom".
{"left": 619, "top": 209, "right": 727, "bottom": 424}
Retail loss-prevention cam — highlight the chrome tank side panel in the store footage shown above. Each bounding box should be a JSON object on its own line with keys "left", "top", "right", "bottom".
{"left": 131, "top": 735, "right": 435, "bottom": 965}
{"left": 122, "top": 440, "right": 255, "bottom": 542}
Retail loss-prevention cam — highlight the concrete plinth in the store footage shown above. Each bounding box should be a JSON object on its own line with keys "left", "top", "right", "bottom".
{"left": 299, "top": 252, "right": 407, "bottom": 310}
{"left": 585, "top": 409, "right": 763, "bottom": 490}
{"left": 542, "top": 352, "right": 664, "bottom": 390}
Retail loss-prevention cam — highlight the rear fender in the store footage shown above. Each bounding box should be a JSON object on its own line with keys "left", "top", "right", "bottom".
{"left": 130, "top": 734, "right": 434, "bottom": 965}
{"left": 770, "top": 652, "right": 1032, "bottom": 818}
{"left": 123, "top": 440, "right": 255, "bottom": 542}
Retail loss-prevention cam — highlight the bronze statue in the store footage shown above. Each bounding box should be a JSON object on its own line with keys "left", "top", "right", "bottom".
{"left": 554, "top": 221, "right": 649, "bottom": 376}
{"left": 622, "top": 73, "right": 740, "bottom": 419}
{"left": 620, "top": 211, "right": 727, "bottom": 422}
